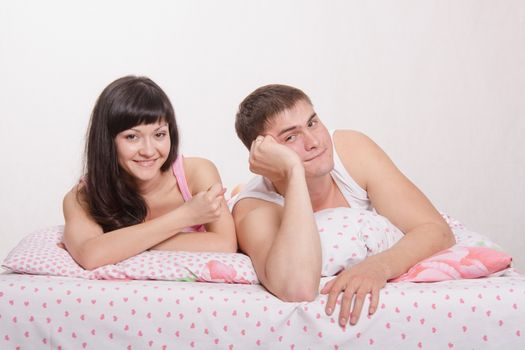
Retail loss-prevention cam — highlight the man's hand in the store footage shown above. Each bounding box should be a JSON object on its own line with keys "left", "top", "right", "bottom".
{"left": 321, "top": 258, "right": 390, "bottom": 327}
{"left": 249, "top": 135, "right": 303, "bottom": 182}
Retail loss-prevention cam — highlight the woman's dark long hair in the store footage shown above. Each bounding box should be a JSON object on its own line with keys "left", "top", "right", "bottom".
{"left": 81, "top": 75, "right": 179, "bottom": 232}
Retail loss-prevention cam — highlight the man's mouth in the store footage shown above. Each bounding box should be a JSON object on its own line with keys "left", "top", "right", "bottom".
{"left": 304, "top": 149, "right": 325, "bottom": 162}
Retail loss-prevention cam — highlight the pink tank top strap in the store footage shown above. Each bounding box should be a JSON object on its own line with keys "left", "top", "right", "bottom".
{"left": 172, "top": 154, "right": 193, "bottom": 201}
{"left": 172, "top": 155, "right": 206, "bottom": 232}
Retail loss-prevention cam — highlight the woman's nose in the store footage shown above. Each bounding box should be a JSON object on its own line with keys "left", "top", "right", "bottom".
{"left": 139, "top": 138, "right": 155, "bottom": 157}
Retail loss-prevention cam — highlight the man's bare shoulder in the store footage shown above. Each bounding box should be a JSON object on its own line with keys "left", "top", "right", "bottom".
{"left": 232, "top": 197, "right": 283, "bottom": 254}
{"left": 333, "top": 129, "right": 376, "bottom": 149}
{"left": 233, "top": 197, "right": 282, "bottom": 223}
{"left": 333, "top": 129, "right": 384, "bottom": 158}
{"left": 332, "top": 130, "right": 385, "bottom": 189}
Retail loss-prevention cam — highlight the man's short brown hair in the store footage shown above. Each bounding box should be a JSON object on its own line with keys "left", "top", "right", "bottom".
{"left": 235, "top": 84, "right": 312, "bottom": 149}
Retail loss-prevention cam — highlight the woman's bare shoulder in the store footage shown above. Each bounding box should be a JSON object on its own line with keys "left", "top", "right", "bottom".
{"left": 182, "top": 157, "right": 222, "bottom": 192}
{"left": 63, "top": 182, "right": 90, "bottom": 213}
{"left": 183, "top": 156, "right": 217, "bottom": 170}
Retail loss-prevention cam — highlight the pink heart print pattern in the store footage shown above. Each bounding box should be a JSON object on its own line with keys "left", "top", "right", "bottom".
{"left": 1, "top": 272, "right": 524, "bottom": 349}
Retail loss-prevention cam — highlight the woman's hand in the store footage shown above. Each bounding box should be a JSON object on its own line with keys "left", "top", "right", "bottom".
{"left": 321, "top": 258, "right": 390, "bottom": 327}
{"left": 249, "top": 135, "right": 303, "bottom": 182}
{"left": 182, "top": 182, "right": 226, "bottom": 226}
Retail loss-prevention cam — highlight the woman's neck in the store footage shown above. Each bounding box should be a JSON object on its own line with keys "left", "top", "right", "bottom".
{"left": 134, "top": 170, "right": 172, "bottom": 197}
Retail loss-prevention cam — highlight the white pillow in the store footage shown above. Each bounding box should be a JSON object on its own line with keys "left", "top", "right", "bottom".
{"left": 315, "top": 208, "right": 506, "bottom": 277}
{"left": 2, "top": 225, "right": 259, "bottom": 284}
{"left": 315, "top": 208, "right": 403, "bottom": 276}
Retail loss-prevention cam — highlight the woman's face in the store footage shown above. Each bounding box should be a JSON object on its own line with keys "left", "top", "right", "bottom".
{"left": 114, "top": 121, "right": 171, "bottom": 183}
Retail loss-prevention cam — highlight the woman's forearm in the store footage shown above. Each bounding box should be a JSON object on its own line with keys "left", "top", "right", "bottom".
{"left": 71, "top": 207, "right": 195, "bottom": 270}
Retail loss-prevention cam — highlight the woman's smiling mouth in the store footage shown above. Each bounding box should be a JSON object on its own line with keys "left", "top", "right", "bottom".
{"left": 133, "top": 159, "right": 158, "bottom": 167}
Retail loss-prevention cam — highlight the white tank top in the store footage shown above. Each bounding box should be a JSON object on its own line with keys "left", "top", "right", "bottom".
{"left": 229, "top": 130, "right": 373, "bottom": 211}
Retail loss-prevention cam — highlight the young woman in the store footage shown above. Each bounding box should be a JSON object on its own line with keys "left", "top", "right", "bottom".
{"left": 63, "top": 76, "right": 236, "bottom": 270}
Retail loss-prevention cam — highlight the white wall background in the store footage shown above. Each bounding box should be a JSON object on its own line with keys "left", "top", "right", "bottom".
{"left": 1, "top": 0, "right": 524, "bottom": 271}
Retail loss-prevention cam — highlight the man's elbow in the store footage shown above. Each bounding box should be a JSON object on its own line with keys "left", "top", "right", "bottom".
{"left": 438, "top": 224, "right": 456, "bottom": 250}
{"left": 273, "top": 281, "right": 319, "bottom": 302}
{"left": 444, "top": 233, "right": 456, "bottom": 250}
{"left": 280, "top": 290, "right": 318, "bottom": 303}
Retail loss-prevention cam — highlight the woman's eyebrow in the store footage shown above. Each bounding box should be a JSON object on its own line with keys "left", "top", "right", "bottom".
{"left": 155, "top": 123, "right": 169, "bottom": 131}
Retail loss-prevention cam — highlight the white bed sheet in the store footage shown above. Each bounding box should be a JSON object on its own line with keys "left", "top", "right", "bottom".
{"left": 1, "top": 272, "right": 524, "bottom": 349}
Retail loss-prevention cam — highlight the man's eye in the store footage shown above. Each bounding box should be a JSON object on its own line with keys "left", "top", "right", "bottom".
{"left": 285, "top": 135, "right": 297, "bottom": 142}
{"left": 308, "top": 120, "right": 318, "bottom": 127}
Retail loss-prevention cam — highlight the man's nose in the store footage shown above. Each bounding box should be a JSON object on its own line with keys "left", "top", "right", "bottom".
{"left": 304, "top": 131, "right": 320, "bottom": 150}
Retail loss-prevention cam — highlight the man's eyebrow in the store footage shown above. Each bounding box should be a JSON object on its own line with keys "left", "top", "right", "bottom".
{"left": 277, "top": 125, "right": 298, "bottom": 137}
{"left": 276, "top": 113, "right": 317, "bottom": 137}
{"left": 307, "top": 113, "right": 318, "bottom": 123}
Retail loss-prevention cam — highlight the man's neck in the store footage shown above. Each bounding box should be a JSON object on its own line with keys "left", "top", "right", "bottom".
{"left": 307, "top": 174, "right": 338, "bottom": 212}
{"left": 273, "top": 173, "right": 337, "bottom": 212}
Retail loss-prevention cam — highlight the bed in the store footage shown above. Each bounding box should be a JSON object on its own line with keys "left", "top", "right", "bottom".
{"left": 1, "top": 271, "right": 524, "bottom": 349}
{"left": 1, "top": 209, "right": 524, "bottom": 349}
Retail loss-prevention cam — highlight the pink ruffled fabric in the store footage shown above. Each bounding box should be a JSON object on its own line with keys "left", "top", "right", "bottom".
{"left": 392, "top": 246, "right": 512, "bottom": 282}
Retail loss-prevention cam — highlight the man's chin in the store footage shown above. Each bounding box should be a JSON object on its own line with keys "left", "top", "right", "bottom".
{"left": 304, "top": 155, "right": 333, "bottom": 171}
{"left": 304, "top": 164, "right": 334, "bottom": 178}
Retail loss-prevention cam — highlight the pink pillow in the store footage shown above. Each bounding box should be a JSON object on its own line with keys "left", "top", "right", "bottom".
{"left": 2, "top": 225, "right": 259, "bottom": 284}
{"left": 391, "top": 245, "right": 512, "bottom": 282}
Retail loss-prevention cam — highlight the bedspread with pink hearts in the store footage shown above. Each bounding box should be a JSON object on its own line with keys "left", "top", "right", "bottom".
{"left": 1, "top": 271, "right": 524, "bottom": 350}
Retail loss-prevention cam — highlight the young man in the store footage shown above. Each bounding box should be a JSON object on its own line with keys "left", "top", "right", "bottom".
{"left": 231, "top": 84, "right": 456, "bottom": 327}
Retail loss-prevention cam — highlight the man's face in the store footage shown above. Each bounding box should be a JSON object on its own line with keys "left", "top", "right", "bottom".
{"left": 263, "top": 99, "right": 334, "bottom": 178}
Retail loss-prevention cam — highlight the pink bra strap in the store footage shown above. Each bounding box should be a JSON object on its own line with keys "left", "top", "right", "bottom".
{"left": 172, "top": 154, "right": 192, "bottom": 201}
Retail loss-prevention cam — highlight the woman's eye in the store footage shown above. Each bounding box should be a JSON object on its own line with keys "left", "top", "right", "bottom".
{"left": 155, "top": 132, "right": 167, "bottom": 138}
{"left": 125, "top": 134, "right": 138, "bottom": 141}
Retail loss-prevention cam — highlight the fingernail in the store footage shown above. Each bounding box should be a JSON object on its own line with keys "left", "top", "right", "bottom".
{"left": 326, "top": 307, "right": 332, "bottom": 315}
{"left": 340, "top": 317, "right": 346, "bottom": 325}
{"left": 350, "top": 316, "right": 357, "bottom": 325}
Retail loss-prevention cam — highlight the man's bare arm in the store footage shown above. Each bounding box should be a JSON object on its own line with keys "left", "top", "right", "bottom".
{"left": 233, "top": 136, "right": 322, "bottom": 301}
{"left": 322, "top": 130, "right": 455, "bottom": 326}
